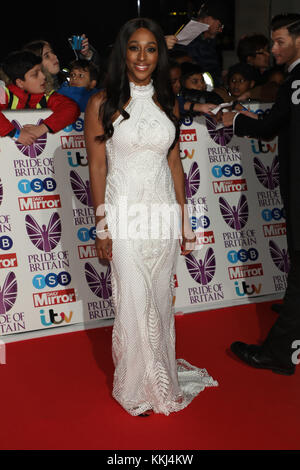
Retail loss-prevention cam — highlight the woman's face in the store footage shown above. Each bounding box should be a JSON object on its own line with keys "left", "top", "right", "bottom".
{"left": 42, "top": 44, "right": 60, "bottom": 75}
{"left": 126, "top": 27, "right": 158, "bottom": 85}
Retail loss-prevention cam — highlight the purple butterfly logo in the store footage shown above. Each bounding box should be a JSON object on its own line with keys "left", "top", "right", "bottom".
{"left": 269, "top": 240, "right": 290, "bottom": 273}
{"left": 85, "top": 262, "right": 112, "bottom": 299}
{"left": 0, "top": 178, "right": 3, "bottom": 206}
{"left": 0, "top": 272, "right": 17, "bottom": 315}
{"left": 184, "top": 161, "right": 200, "bottom": 198}
{"left": 219, "top": 195, "right": 249, "bottom": 230}
{"left": 11, "top": 119, "right": 47, "bottom": 158}
{"left": 185, "top": 248, "right": 216, "bottom": 285}
{"left": 205, "top": 115, "right": 233, "bottom": 146}
{"left": 25, "top": 212, "right": 61, "bottom": 252}
{"left": 254, "top": 155, "right": 279, "bottom": 189}
{"left": 70, "top": 170, "right": 92, "bottom": 207}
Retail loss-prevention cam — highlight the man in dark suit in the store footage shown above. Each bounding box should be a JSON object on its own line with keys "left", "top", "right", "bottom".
{"left": 222, "top": 13, "right": 300, "bottom": 376}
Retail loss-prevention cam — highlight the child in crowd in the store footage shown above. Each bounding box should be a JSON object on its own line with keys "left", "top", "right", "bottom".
{"left": 173, "top": 61, "right": 222, "bottom": 118}
{"left": 0, "top": 50, "right": 80, "bottom": 146}
{"left": 214, "top": 62, "right": 256, "bottom": 105}
{"left": 23, "top": 37, "right": 101, "bottom": 94}
{"left": 235, "top": 33, "right": 281, "bottom": 102}
{"left": 180, "top": 62, "right": 207, "bottom": 91}
{"left": 57, "top": 59, "right": 100, "bottom": 111}
{"left": 227, "top": 62, "right": 256, "bottom": 98}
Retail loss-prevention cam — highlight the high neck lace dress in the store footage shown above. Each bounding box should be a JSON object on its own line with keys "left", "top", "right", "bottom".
{"left": 105, "top": 81, "right": 218, "bottom": 416}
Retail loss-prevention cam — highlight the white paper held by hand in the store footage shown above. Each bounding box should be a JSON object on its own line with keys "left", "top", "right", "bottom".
{"left": 176, "top": 20, "right": 209, "bottom": 46}
{"left": 211, "top": 102, "right": 234, "bottom": 115}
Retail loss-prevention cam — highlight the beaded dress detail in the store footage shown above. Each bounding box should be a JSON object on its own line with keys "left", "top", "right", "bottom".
{"left": 105, "top": 81, "right": 218, "bottom": 416}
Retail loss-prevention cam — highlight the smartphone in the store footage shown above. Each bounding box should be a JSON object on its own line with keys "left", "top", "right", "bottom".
{"left": 69, "top": 35, "right": 83, "bottom": 51}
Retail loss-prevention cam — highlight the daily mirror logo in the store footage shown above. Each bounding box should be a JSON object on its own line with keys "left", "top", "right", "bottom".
{"left": 33, "top": 288, "right": 76, "bottom": 307}
{"left": 18, "top": 195, "right": 61, "bottom": 211}
{"left": 61, "top": 135, "right": 85, "bottom": 149}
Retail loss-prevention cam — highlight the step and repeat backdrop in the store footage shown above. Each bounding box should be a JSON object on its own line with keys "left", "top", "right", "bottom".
{"left": 0, "top": 106, "right": 287, "bottom": 337}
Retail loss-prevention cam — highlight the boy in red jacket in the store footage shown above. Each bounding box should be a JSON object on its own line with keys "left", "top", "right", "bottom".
{"left": 0, "top": 50, "right": 80, "bottom": 146}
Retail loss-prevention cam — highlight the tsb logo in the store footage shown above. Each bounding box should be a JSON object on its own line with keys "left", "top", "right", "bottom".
{"left": 77, "top": 227, "right": 96, "bottom": 242}
{"left": 0, "top": 236, "right": 13, "bottom": 251}
{"left": 227, "top": 248, "right": 259, "bottom": 264}
{"left": 18, "top": 178, "right": 57, "bottom": 194}
{"left": 180, "top": 115, "right": 193, "bottom": 126}
{"left": 190, "top": 215, "right": 210, "bottom": 230}
{"left": 261, "top": 208, "right": 285, "bottom": 221}
{"left": 63, "top": 117, "right": 84, "bottom": 133}
{"left": 32, "top": 272, "right": 71, "bottom": 289}
{"left": 212, "top": 164, "right": 243, "bottom": 178}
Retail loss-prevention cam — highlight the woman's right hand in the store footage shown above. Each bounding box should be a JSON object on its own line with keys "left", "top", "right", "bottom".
{"left": 95, "top": 232, "right": 112, "bottom": 261}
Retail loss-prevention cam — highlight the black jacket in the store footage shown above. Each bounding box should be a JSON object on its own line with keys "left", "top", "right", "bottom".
{"left": 234, "top": 62, "right": 300, "bottom": 251}
{"left": 174, "top": 35, "right": 222, "bottom": 87}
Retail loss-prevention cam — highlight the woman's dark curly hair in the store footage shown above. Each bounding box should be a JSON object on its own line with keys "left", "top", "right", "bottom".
{"left": 98, "top": 17, "right": 179, "bottom": 150}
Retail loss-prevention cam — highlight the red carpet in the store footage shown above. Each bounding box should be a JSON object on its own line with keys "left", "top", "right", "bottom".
{"left": 0, "top": 300, "right": 299, "bottom": 450}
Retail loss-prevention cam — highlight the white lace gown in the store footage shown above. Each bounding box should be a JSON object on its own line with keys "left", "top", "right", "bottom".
{"left": 105, "top": 81, "right": 218, "bottom": 416}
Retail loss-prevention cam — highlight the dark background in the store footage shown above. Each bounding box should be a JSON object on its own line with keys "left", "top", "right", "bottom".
{"left": 0, "top": 0, "right": 235, "bottom": 65}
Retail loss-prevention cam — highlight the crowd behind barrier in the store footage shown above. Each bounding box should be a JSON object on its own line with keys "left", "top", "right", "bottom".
{"left": 0, "top": 8, "right": 291, "bottom": 338}
{"left": 0, "top": 105, "right": 286, "bottom": 337}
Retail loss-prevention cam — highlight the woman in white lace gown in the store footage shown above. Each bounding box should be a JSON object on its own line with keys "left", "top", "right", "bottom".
{"left": 85, "top": 18, "right": 218, "bottom": 416}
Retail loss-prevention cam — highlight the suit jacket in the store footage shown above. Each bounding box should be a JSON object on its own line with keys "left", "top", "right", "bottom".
{"left": 234, "top": 62, "right": 300, "bottom": 251}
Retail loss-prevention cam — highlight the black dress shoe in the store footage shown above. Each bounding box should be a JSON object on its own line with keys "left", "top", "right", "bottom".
{"left": 230, "top": 341, "right": 295, "bottom": 375}
{"left": 271, "top": 303, "right": 284, "bottom": 314}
